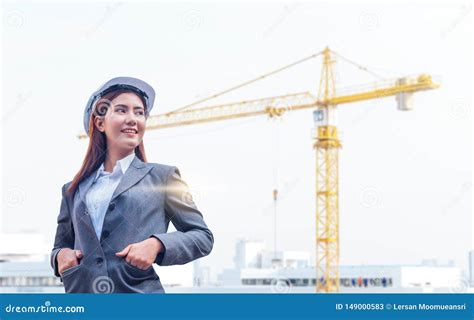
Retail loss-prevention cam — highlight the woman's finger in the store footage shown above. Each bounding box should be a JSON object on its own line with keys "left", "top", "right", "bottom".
{"left": 115, "top": 244, "right": 132, "bottom": 257}
{"left": 75, "top": 250, "right": 83, "bottom": 259}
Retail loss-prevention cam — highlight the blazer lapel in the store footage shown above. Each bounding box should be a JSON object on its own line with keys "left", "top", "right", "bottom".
{"left": 77, "top": 172, "right": 96, "bottom": 205}
{"left": 75, "top": 172, "right": 100, "bottom": 241}
{"left": 110, "top": 156, "right": 153, "bottom": 202}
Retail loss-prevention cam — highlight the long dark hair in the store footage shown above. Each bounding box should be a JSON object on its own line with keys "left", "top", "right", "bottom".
{"left": 67, "top": 89, "right": 148, "bottom": 195}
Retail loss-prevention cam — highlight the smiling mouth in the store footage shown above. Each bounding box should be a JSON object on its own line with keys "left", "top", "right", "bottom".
{"left": 121, "top": 129, "right": 138, "bottom": 135}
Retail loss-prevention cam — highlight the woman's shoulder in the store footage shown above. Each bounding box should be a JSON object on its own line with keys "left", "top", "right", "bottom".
{"left": 62, "top": 181, "right": 73, "bottom": 190}
{"left": 60, "top": 180, "right": 74, "bottom": 198}
{"left": 146, "top": 162, "right": 179, "bottom": 177}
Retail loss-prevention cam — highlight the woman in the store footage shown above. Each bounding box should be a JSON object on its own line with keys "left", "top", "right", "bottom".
{"left": 50, "top": 77, "right": 214, "bottom": 293}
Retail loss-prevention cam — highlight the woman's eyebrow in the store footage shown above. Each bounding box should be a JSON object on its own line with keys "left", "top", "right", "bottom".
{"left": 114, "top": 104, "right": 145, "bottom": 110}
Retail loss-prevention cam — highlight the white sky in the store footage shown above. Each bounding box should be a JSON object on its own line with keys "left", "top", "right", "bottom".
{"left": 1, "top": 1, "right": 472, "bottom": 278}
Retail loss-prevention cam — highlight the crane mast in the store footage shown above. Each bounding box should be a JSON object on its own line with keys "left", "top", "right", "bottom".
{"left": 314, "top": 47, "right": 341, "bottom": 292}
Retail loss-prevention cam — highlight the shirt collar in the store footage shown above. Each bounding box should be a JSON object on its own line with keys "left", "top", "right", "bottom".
{"left": 93, "top": 153, "right": 136, "bottom": 182}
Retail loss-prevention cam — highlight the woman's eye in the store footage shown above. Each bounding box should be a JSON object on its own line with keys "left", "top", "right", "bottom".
{"left": 116, "top": 109, "right": 126, "bottom": 113}
{"left": 136, "top": 111, "right": 144, "bottom": 116}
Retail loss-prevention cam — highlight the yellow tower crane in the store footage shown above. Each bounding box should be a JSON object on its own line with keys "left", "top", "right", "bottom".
{"left": 79, "top": 47, "right": 439, "bottom": 292}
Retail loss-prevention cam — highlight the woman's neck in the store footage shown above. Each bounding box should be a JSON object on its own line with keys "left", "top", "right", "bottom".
{"left": 104, "top": 150, "right": 134, "bottom": 173}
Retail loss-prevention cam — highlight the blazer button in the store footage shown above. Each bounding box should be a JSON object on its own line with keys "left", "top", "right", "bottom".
{"left": 96, "top": 257, "right": 104, "bottom": 265}
{"left": 108, "top": 202, "right": 116, "bottom": 211}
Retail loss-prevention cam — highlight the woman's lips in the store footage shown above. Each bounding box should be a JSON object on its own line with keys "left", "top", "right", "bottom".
{"left": 121, "top": 129, "right": 138, "bottom": 136}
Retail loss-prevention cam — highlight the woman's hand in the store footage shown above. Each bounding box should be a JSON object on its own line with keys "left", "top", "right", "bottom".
{"left": 115, "top": 237, "right": 163, "bottom": 270}
{"left": 57, "top": 248, "right": 83, "bottom": 275}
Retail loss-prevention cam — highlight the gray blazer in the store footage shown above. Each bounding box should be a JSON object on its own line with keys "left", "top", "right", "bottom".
{"left": 50, "top": 156, "right": 213, "bottom": 293}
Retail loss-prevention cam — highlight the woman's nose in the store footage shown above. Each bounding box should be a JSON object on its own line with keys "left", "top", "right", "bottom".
{"left": 125, "top": 112, "right": 138, "bottom": 124}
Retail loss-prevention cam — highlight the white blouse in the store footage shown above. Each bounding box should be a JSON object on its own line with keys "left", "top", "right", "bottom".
{"left": 84, "top": 152, "right": 135, "bottom": 240}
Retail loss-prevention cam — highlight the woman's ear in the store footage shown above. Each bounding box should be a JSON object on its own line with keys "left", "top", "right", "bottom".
{"left": 94, "top": 117, "right": 105, "bottom": 133}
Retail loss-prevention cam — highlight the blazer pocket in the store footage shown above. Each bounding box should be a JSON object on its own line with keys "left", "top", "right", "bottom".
{"left": 124, "top": 260, "right": 152, "bottom": 273}
{"left": 60, "top": 263, "right": 82, "bottom": 277}
{"left": 60, "top": 263, "right": 88, "bottom": 293}
{"left": 122, "top": 260, "right": 157, "bottom": 283}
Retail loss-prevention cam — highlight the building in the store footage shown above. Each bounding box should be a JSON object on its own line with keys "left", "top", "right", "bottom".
{"left": 0, "top": 233, "right": 63, "bottom": 293}
{"left": 212, "top": 239, "right": 464, "bottom": 293}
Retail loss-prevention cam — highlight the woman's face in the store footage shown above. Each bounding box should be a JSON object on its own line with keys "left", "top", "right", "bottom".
{"left": 94, "top": 92, "right": 146, "bottom": 153}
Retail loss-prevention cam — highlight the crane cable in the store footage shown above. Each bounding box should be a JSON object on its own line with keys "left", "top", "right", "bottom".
{"left": 332, "top": 51, "right": 386, "bottom": 81}
{"left": 166, "top": 51, "right": 323, "bottom": 115}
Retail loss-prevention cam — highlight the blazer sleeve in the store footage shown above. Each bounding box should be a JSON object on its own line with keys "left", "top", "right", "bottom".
{"left": 50, "top": 183, "right": 75, "bottom": 278}
{"left": 151, "top": 166, "right": 214, "bottom": 266}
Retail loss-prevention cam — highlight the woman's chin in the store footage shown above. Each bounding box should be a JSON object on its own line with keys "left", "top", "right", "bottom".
{"left": 124, "top": 142, "right": 139, "bottom": 150}
{"left": 108, "top": 137, "right": 141, "bottom": 150}
{"left": 113, "top": 141, "right": 139, "bottom": 151}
